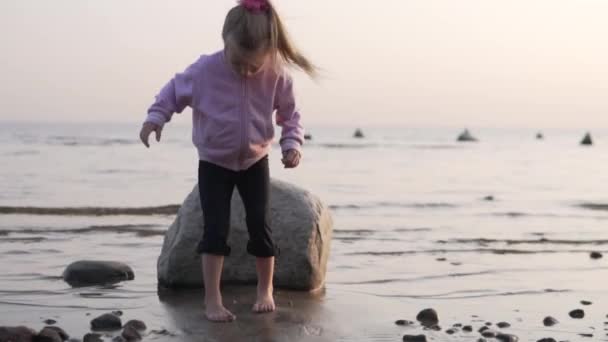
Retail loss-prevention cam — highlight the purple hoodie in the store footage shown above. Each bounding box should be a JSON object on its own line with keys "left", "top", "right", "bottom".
{"left": 144, "top": 50, "right": 304, "bottom": 171}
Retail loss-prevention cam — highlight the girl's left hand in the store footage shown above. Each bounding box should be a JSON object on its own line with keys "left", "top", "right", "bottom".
{"left": 281, "top": 149, "right": 301, "bottom": 168}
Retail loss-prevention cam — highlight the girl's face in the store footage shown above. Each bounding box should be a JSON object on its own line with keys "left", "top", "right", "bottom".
{"left": 226, "top": 46, "right": 270, "bottom": 77}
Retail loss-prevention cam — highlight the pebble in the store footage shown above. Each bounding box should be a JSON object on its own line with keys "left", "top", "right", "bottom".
{"left": 543, "top": 316, "right": 558, "bottom": 326}
{"left": 43, "top": 319, "right": 57, "bottom": 325}
{"left": 83, "top": 333, "right": 103, "bottom": 342}
{"left": 43, "top": 326, "right": 69, "bottom": 341}
{"left": 590, "top": 251, "right": 603, "bottom": 259}
{"left": 36, "top": 327, "right": 63, "bottom": 342}
{"left": 395, "top": 320, "right": 415, "bottom": 326}
{"left": 496, "top": 333, "right": 519, "bottom": 342}
{"left": 569, "top": 309, "right": 585, "bottom": 319}
{"left": 90, "top": 313, "right": 122, "bottom": 330}
{"left": 402, "top": 335, "right": 427, "bottom": 342}
{"left": 416, "top": 309, "right": 439, "bottom": 326}
{"left": 536, "top": 339, "right": 556, "bottom": 342}
{"left": 121, "top": 325, "right": 141, "bottom": 341}
{"left": 581, "top": 300, "right": 592, "bottom": 305}
{"left": 497, "top": 322, "right": 511, "bottom": 328}
{"left": 463, "top": 325, "right": 473, "bottom": 332}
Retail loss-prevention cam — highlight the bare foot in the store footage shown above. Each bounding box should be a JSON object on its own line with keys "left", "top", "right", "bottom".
{"left": 252, "top": 289, "right": 276, "bottom": 313}
{"left": 205, "top": 302, "right": 236, "bottom": 322}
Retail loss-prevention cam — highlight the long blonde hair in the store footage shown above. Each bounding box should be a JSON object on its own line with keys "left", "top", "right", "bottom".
{"left": 222, "top": 0, "right": 317, "bottom": 77}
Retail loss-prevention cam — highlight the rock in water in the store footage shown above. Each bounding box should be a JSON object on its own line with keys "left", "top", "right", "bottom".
{"left": 304, "top": 133, "right": 313, "bottom": 141}
{"left": 542, "top": 316, "right": 558, "bottom": 326}
{"left": 416, "top": 308, "right": 439, "bottom": 326}
{"left": 568, "top": 309, "right": 584, "bottom": 319}
{"left": 536, "top": 132, "right": 544, "bottom": 140}
{"left": 63, "top": 261, "right": 134, "bottom": 287}
{"left": 590, "top": 251, "right": 603, "bottom": 259}
{"left": 353, "top": 128, "right": 364, "bottom": 138}
{"left": 157, "top": 179, "right": 333, "bottom": 291}
{"left": 457, "top": 129, "right": 478, "bottom": 142}
{"left": 580, "top": 132, "right": 593, "bottom": 145}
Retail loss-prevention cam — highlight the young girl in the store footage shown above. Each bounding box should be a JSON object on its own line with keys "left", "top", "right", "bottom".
{"left": 139, "top": 0, "right": 316, "bottom": 323}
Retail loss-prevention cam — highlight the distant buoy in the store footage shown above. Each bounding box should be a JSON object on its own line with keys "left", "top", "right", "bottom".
{"left": 304, "top": 134, "right": 313, "bottom": 141}
{"left": 353, "top": 128, "right": 364, "bottom": 139}
{"left": 581, "top": 132, "right": 593, "bottom": 146}
{"left": 457, "top": 129, "right": 478, "bottom": 142}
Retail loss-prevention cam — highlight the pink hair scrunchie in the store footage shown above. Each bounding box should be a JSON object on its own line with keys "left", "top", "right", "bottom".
{"left": 239, "top": 0, "right": 270, "bottom": 13}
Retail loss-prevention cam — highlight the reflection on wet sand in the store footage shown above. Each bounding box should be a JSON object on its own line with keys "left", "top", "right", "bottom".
{"left": 158, "top": 286, "right": 332, "bottom": 342}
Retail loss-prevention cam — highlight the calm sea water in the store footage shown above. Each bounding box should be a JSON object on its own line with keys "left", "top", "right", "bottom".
{"left": 2, "top": 121, "right": 608, "bottom": 341}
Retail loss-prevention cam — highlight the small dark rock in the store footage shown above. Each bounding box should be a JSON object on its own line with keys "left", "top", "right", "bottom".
{"left": 536, "top": 339, "right": 557, "bottom": 342}
{"left": 353, "top": 129, "right": 364, "bottom": 139}
{"left": 83, "top": 333, "right": 103, "bottom": 342}
{"left": 0, "top": 326, "right": 37, "bottom": 342}
{"left": 436, "top": 258, "right": 447, "bottom": 262}
{"left": 483, "top": 195, "right": 495, "bottom": 201}
{"left": 445, "top": 328, "right": 456, "bottom": 334}
{"left": 536, "top": 132, "right": 544, "bottom": 140}
{"left": 580, "top": 132, "right": 593, "bottom": 146}
{"left": 111, "top": 311, "right": 123, "bottom": 317}
{"left": 481, "top": 330, "right": 497, "bottom": 338}
{"left": 590, "top": 252, "right": 602, "bottom": 259}
{"left": 496, "top": 333, "right": 518, "bottom": 342}
{"left": 112, "top": 336, "right": 126, "bottom": 342}
{"left": 452, "top": 323, "right": 462, "bottom": 327}
{"left": 463, "top": 325, "right": 473, "bottom": 332}
{"left": 395, "top": 320, "right": 415, "bottom": 326}
{"left": 581, "top": 300, "right": 592, "bottom": 305}
{"left": 123, "top": 320, "right": 146, "bottom": 331}
{"left": 485, "top": 322, "right": 492, "bottom": 326}
{"left": 478, "top": 326, "right": 489, "bottom": 333}
{"left": 304, "top": 134, "right": 313, "bottom": 141}
{"left": 579, "top": 333, "right": 593, "bottom": 337}
{"left": 42, "top": 327, "right": 69, "bottom": 341}
{"left": 451, "top": 262, "right": 462, "bottom": 266}
{"left": 121, "top": 326, "right": 141, "bottom": 342}
{"left": 63, "top": 260, "right": 134, "bottom": 287}
{"left": 457, "top": 128, "right": 478, "bottom": 142}
{"left": 90, "top": 313, "right": 122, "bottom": 330}
{"left": 402, "top": 335, "right": 426, "bottom": 342}
{"left": 569, "top": 309, "right": 585, "bottom": 319}
{"left": 43, "top": 320, "right": 57, "bottom": 325}
{"left": 416, "top": 308, "right": 439, "bottom": 326}
{"left": 543, "top": 316, "right": 558, "bottom": 326}
{"left": 35, "top": 327, "right": 62, "bottom": 342}
{"left": 497, "top": 322, "right": 511, "bottom": 328}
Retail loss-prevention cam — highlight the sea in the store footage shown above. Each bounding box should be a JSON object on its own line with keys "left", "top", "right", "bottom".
{"left": 2, "top": 121, "right": 608, "bottom": 341}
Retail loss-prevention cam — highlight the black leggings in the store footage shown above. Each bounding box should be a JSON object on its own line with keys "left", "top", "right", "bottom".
{"left": 196, "top": 155, "right": 277, "bottom": 257}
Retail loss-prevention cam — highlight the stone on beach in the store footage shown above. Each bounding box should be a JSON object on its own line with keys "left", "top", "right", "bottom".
{"left": 416, "top": 308, "right": 439, "bottom": 326}
{"left": 543, "top": 316, "right": 558, "bottom": 326}
{"left": 157, "top": 179, "right": 333, "bottom": 291}
{"left": 457, "top": 129, "right": 478, "bottom": 142}
{"left": 402, "top": 335, "right": 427, "bottom": 342}
{"left": 62, "top": 261, "right": 134, "bottom": 287}
{"left": 41, "top": 326, "right": 69, "bottom": 341}
{"left": 36, "top": 327, "right": 63, "bottom": 342}
{"left": 568, "top": 309, "right": 584, "bottom": 319}
{"left": 83, "top": 333, "right": 103, "bottom": 342}
{"left": 353, "top": 128, "right": 364, "bottom": 138}
{"left": 590, "top": 251, "right": 602, "bottom": 259}
{"left": 0, "top": 327, "right": 37, "bottom": 342}
{"left": 90, "top": 313, "right": 122, "bottom": 330}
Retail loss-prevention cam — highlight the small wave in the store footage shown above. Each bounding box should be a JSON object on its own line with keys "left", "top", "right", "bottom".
{"left": 438, "top": 238, "right": 608, "bottom": 245}
{"left": 0, "top": 224, "right": 165, "bottom": 237}
{"left": 0, "top": 205, "right": 180, "bottom": 216}
{"left": 579, "top": 202, "right": 608, "bottom": 211}
{"left": 345, "top": 248, "right": 608, "bottom": 256}
{"left": 317, "top": 143, "right": 378, "bottom": 149}
{"left": 329, "top": 202, "right": 457, "bottom": 211}
{"left": 47, "top": 136, "right": 137, "bottom": 147}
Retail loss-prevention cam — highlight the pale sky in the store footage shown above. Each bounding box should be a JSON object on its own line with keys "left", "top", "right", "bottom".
{"left": 1, "top": 0, "right": 607, "bottom": 127}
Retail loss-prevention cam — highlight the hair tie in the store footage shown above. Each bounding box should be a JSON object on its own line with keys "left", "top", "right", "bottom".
{"left": 239, "top": 0, "right": 269, "bottom": 13}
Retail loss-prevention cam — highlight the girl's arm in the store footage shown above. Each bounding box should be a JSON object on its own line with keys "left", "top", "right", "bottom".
{"left": 144, "top": 56, "right": 204, "bottom": 127}
{"left": 275, "top": 74, "right": 304, "bottom": 154}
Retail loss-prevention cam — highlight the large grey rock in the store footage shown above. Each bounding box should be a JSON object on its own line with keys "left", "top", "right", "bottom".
{"left": 62, "top": 261, "right": 134, "bottom": 287}
{"left": 157, "top": 179, "right": 333, "bottom": 291}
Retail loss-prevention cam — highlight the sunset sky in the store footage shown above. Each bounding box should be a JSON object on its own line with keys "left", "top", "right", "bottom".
{"left": 1, "top": 0, "right": 607, "bottom": 127}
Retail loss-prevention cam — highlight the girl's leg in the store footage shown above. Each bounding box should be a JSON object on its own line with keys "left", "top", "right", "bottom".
{"left": 235, "top": 155, "right": 277, "bottom": 313}
{"left": 202, "top": 254, "right": 235, "bottom": 321}
{"left": 197, "top": 160, "right": 236, "bottom": 322}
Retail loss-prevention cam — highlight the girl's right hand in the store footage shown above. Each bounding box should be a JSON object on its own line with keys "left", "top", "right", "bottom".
{"left": 140, "top": 122, "right": 162, "bottom": 148}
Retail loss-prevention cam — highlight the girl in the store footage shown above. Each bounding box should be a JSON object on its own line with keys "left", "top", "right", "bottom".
{"left": 139, "top": 0, "right": 316, "bottom": 323}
